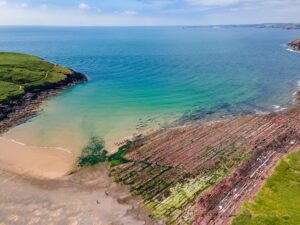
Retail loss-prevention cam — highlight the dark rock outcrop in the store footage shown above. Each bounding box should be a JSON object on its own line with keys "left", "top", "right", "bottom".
{"left": 0, "top": 70, "right": 87, "bottom": 133}
{"left": 288, "top": 38, "right": 300, "bottom": 51}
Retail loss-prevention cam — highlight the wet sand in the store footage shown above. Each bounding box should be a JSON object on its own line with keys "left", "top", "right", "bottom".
{"left": 0, "top": 137, "right": 75, "bottom": 179}
{"left": 0, "top": 122, "right": 161, "bottom": 179}
{"left": 0, "top": 135, "right": 161, "bottom": 225}
{"left": 0, "top": 165, "right": 157, "bottom": 225}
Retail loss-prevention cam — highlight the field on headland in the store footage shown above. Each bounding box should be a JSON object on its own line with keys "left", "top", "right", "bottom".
{"left": 0, "top": 52, "right": 72, "bottom": 101}
{"left": 232, "top": 150, "right": 300, "bottom": 225}
{"left": 0, "top": 52, "right": 86, "bottom": 131}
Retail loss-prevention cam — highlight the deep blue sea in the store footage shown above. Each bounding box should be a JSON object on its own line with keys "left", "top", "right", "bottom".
{"left": 0, "top": 26, "right": 300, "bottom": 151}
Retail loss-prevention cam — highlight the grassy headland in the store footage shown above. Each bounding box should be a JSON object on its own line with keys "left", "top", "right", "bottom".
{"left": 0, "top": 52, "right": 83, "bottom": 101}
{"left": 232, "top": 150, "right": 300, "bottom": 225}
{"left": 0, "top": 52, "right": 86, "bottom": 131}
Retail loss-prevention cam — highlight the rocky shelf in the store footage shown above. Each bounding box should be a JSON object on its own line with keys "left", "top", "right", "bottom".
{"left": 110, "top": 101, "right": 300, "bottom": 224}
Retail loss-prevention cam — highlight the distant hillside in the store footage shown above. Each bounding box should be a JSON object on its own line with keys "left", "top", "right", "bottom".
{"left": 183, "top": 23, "right": 300, "bottom": 30}
{"left": 255, "top": 23, "right": 300, "bottom": 29}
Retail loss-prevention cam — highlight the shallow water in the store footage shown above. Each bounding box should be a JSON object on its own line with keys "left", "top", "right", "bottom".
{"left": 1, "top": 26, "right": 300, "bottom": 151}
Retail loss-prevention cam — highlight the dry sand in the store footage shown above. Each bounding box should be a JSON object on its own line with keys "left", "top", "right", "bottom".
{"left": 0, "top": 165, "right": 158, "bottom": 225}
{"left": 0, "top": 136, "right": 160, "bottom": 225}
{"left": 0, "top": 136, "right": 75, "bottom": 179}
{"left": 0, "top": 117, "right": 163, "bottom": 179}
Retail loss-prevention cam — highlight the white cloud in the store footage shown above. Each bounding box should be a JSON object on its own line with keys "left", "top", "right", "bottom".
{"left": 0, "top": 0, "right": 7, "bottom": 6}
{"left": 40, "top": 4, "right": 48, "bottom": 9}
{"left": 0, "top": 5, "right": 169, "bottom": 26}
{"left": 0, "top": 0, "right": 299, "bottom": 26}
{"left": 20, "top": 3, "right": 28, "bottom": 8}
{"left": 186, "top": 0, "right": 240, "bottom": 6}
{"left": 113, "top": 10, "right": 137, "bottom": 16}
{"left": 78, "top": 3, "right": 90, "bottom": 10}
{"left": 122, "top": 10, "right": 137, "bottom": 15}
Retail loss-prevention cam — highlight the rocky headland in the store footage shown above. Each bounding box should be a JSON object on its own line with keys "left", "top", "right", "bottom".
{"left": 0, "top": 53, "right": 87, "bottom": 134}
{"left": 288, "top": 38, "right": 300, "bottom": 52}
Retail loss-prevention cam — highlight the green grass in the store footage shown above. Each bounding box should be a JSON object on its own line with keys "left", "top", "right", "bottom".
{"left": 0, "top": 52, "right": 73, "bottom": 101}
{"left": 232, "top": 150, "right": 300, "bottom": 225}
{"left": 0, "top": 81, "right": 24, "bottom": 101}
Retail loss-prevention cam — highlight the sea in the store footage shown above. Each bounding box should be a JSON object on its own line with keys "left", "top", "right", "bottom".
{"left": 1, "top": 26, "right": 300, "bottom": 152}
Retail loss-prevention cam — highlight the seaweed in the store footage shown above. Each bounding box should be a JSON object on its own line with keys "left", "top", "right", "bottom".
{"left": 78, "top": 136, "right": 108, "bottom": 167}
{"left": 108, "top": 141, "right": 134, "bottom": 167}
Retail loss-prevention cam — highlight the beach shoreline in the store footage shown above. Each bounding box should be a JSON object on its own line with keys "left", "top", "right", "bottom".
{"left": 1, "top": 83, "right": 300, "bottom": 180}
{"left": 0, "top": 164, "right": 157, "bottom": 225}
{"left": 0, "top": 56, "right": 87, "bottom": 179}
{"left": 0, "top": 69, "right": 87, "bottom": 134}
{"left": 0, "top": 136, "right": 75, "bottom": 179}
{"left": 0, "top": 38, "right": 299, "bottom": 224}
{"left": 0, "top": 58, "right": 158, "bottom": 224}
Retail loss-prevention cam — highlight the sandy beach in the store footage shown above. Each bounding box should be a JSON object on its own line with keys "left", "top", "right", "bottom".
{"left": 0, "top": 136, "right": 75, "bottom": 179}
{"left": 0, "top": 119, "right": 163, "bottom": 179}
{"left": 0, "top": 128, "right": 160, "bottom": 225}
{"left": 0, "top": 165, "right": 156, "bottom": 225}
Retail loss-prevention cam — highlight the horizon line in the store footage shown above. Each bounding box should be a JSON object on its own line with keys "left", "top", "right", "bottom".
{"left": 0, "top": 22, "right": 299, "bottom": 28}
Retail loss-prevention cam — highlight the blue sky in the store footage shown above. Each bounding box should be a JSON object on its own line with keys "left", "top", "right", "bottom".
{"left": 0, "top": 0, "right": 299, "bottom": 25}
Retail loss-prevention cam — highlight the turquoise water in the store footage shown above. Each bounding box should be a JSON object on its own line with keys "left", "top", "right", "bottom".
{"left": 0, "top": 27, "right": 300, "bottom": 151}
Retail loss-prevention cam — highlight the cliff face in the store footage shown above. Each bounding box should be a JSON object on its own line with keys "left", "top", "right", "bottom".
{"left": 288, "top": 38, "right": 300, "bottom": 51}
